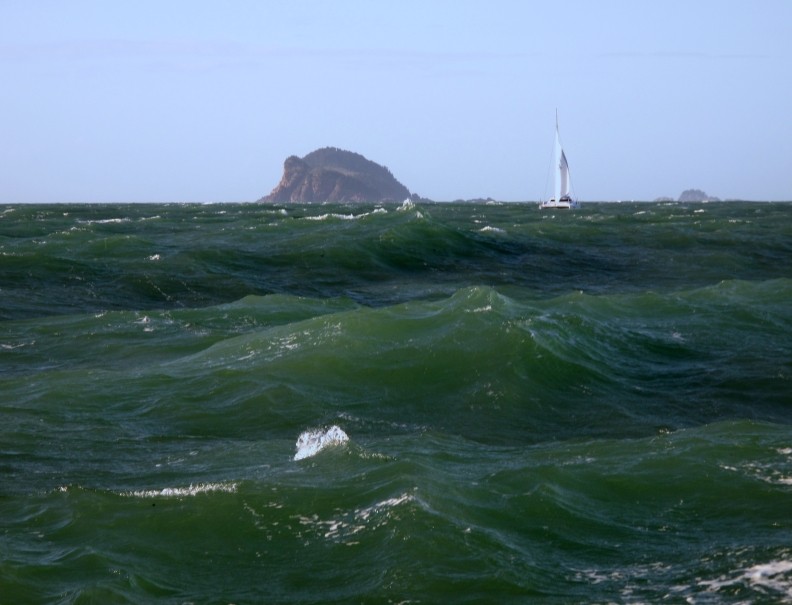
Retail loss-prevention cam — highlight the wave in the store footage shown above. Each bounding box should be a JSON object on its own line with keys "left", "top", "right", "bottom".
{"left": 299, "top": 207, "right": 388, "bottom": 222}
{"left": 5, "top": 202, "right": 792, "bottom": 603}
{"left": 121, "top": 482, "right": 238, "bottom": 498}
{"left": 275, "top": 419, "right": 792, "bottom": 600}
{"left": 4, "top": 201, "right": 791, "bottom": 320}
{"left": 5, "top": 413, "right": 791, "bottom": 603}
{"left": 294, "top": 425, "right": 350, "bottom": 460}
{"left": 294, "top": 490, "right": 415, "bottom": 542}
{"left": 699, "top": 559, "right": 792, "bottom": 600}
{"left": 5, "top": 278, "right": 790, "bottom": 446}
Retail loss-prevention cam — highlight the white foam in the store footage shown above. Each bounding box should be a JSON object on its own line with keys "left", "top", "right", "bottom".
{"left": 354, "top": 493, "right": 412, "bottom": 521}
{"left": 747, "top": 560, "right": 792, "bottom": 580}
{"left": 296, "top": 492, "right": 414, "bottom": 541}
{"left": 294, "top": 425, "right": 349, "bottom": 461}
{"left": 469, "top": 305, "right": 492, "bottom": 313}
{"left": 303, "top": 208, "right": 386, "bottom": 222}
{"left": 78, "top": 217, "right": 131, "bottom": 225}
{"left": 699, "top": 559, "right": 792, "bottom": 598}
{"left": 721, "top": 452, "right": 792, "bottom": 486}
{"left": 479, "top": 225, "right": 505, "bottom": 234}
{"left": 1, "top": 341, "right": 33, "bottom": 350}
{"left": 123, "top": 482, "right": 238, "bottom": 498}
{"left": 304, "top": 213, "right": 356, "bottom": 221}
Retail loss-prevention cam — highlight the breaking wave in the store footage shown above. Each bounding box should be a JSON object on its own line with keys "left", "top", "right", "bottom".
{"left": 294, "top": 425, "right": 350, "bottom": 461}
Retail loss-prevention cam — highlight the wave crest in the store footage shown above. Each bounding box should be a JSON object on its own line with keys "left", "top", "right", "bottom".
{"left": 294, "top": 425, "right": 350, "bottom": 461}
{"left": 122, "top": 482, "right": 238, "bottom": 498}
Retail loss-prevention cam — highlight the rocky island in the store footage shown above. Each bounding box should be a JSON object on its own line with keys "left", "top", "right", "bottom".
{"left": 259, "top": 147, "right": 414, "bottom": 203}
{"left": 678, "top": 189, "right": 720, "bottom": 202}
{"left": 655, "top": 189, "right": 721, "bottom": 202}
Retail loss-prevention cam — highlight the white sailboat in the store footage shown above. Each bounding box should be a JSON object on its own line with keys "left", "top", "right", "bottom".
{"left": 540, "top": 113, "right": 579, "bottom": 210}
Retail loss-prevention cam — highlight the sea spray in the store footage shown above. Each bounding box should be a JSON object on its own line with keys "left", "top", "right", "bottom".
{"left": 294, "top": 425, "right": 350, "bottom": 460}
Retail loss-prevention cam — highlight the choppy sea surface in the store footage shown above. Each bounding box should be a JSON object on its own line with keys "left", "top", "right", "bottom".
{"left": 1, "top": 200, "right": 791, "bottom": 604}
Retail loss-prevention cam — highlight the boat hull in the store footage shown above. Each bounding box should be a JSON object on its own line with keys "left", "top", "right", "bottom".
{"left": 539, "top": 200, "right": 579, "bottom": 210}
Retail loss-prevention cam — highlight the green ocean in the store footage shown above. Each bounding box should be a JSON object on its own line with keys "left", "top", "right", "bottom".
{"left": 2, "top": 200, "right": 791, "bottom": 604}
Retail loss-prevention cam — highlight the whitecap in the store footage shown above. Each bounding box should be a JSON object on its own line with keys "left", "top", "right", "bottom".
{"left": 479, "top": 225, "right": 505, "bottom": 234}
{"left": 303, "top": 213, "right": 356, "bottom": 221}
{"left": 304, "top": 208, "right": 386, "bottom": 222}
{"left": 1, "top": 341, "right": 33, "bottom": 350}
{"left": 698, "top": 559, "right": 792, "bottom": 598}
{"left": 122, "top": 482, "right": 238, "bottom": 498}
{"left": 87, "top": 217, "right": 131, "bottom": 224}
{"left": 296, "top": 491, "right": 414, "bottom": 541}
{"left": 294, "top": 425, "right": 349, "bottom": 461}
{"left": 469, "top": 305, "right": 492, "bottom": 313}
{"left": 354, "top": 493, "right": 413, "bottom": 521}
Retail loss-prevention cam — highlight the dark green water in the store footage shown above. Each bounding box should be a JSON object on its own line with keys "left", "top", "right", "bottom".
{"left": 1, "top": 201, "right": 791, "bottom": 603}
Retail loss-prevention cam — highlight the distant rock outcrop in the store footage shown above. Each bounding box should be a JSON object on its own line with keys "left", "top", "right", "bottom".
{"left": 654, "top": 190, "right": 722, "bottom": 202}
{"left": 678, "top": 189, "right": 720, "bottom": 202}
{"left": 259, "top": 147, "right": 412, "bottom": 203}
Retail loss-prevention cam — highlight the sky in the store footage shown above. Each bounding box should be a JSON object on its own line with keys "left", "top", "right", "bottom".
{"left": 1, "top": 0, "right": 790, "bottom": 203}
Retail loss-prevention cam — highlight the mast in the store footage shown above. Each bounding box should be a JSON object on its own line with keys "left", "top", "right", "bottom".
{"left": 555, "top": 110, "right": 570, "bottom": 200}
{"left": 554, "top": 110, "right": 562, "bottom": 201}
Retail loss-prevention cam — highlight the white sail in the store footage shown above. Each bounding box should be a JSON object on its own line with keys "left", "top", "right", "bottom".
{"left": 556, "top": 146, "right": 569, "bottom": 200}
{"left": 541, "top": 113, "right": 577, "bottom": 209}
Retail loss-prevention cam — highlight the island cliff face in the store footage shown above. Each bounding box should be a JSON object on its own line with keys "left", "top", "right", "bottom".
{"left": 678, "top": 189, "right": 720, "bottom": 202}
{"left": 654, "top": 189, "right": 721, "bottom": 203}
{"left": 260, "top": 147, "right": 412, "bottom": 203}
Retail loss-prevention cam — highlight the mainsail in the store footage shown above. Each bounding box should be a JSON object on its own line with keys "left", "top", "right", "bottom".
{"left": 556, "top": 139, "right": 570, "bottom": 201}
{"left": 540, "top": 111, "right": 578, "bottom": 209}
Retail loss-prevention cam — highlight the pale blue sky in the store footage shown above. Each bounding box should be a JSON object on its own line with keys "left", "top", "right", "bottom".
{"left": 1, "top": 0, "right": 790, "bottom": 202}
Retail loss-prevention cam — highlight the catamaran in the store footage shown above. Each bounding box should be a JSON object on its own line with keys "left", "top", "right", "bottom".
{"left": 540, "top": 113, "right": 579, "bottom": 210}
